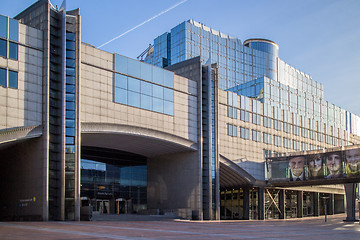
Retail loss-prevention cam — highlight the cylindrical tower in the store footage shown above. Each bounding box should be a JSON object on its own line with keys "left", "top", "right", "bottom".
{"left": 244, "top": 38, "right": 279, "bottom": 80}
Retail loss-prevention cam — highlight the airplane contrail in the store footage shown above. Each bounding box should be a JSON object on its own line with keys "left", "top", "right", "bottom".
{"left": 97, "top": 0, "right": 189, "bottom": 48}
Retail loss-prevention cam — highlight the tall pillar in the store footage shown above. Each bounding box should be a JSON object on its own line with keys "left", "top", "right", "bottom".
{"left": 238, "top": 189, "right": 241, "bottom": 220}
{"left": 224, "top": 190, "right": 227, "bottom": 220}
{"left": 231, "top": 189, "right": 234, "bottom": 220}
{"left": 243, "top": 189, "right": 249, "bottom": 220}
{"left": 297, "top": 191, "right": 303, "bottom": 218}
{"left": 329, "top": 194, "right": 334, "bottom": 215}
{"left": 279, "top": 189, "right": 285, "bottom": 219}
{"left": 313, "top": 192, "right": 320, "bottom": 217}
{"left": 344, "top": 183, "right": 357, "bottom": 222}
{"left": 258, "top": 188, "right": 265, "bottom": 220}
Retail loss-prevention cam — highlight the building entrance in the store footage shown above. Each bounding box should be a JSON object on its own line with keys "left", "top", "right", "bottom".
{"left": 96, "top": 200, "right": 110, "bottom": 214}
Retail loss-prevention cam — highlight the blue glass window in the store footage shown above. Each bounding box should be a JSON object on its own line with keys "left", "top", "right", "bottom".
{"left": 66, "top": 101, "right": 75, "bottom": 110}
{"left": 128, "top": 91, "right": 140, "bottom": 108}
{"left": 114, "top": 54, "right": 127, "bottom": 74}
{"left": 141, "top": 94, "right": 152, "bottom": 110}
{"left": 66, "top": 32, "right": 76, "bottom": 41}
{"left": 114, "top": 87, "right": 127, "bottom": 104}
{"left": 0, "top": 15, "right": 7, "bottom": 39}
{"left": 66, "top": 76, "right": 75, "bottom": 85}
{"left": 9, "top": 18, "right": 18, "bottom": 41}
{"left": 115, "top": 73, "right": 127, "bottom": 89}
{"left": 66, "top": 58, "right": 76, "bottom": 68}
{"left": 152, "top": 67, "right": 164, "bottom": 85}
{"left": 164, "top": 100, "right": 174, "bottom": 115}
{"left": 163, "top": 70, "right": 174, "bottom": 88}
{"left": 153, "top": 85, "right": 163, "bottom": 99}
{"left": 66, "top": 41, "right": 76, "bottom": 50}
{"left": 153, "top": 98, "right": 163, "bottom": 113}
{"left": 8, "top": 70, "right": 17, "bottom": 89}
{"left": 9, "top": 42, "right": 18, "bottom": 60}
{"left": 0, "top": 68, "right": 5, "bottom": 86}
{"left": 66, "top": 84, "right": 75, "bottom": 94}
{"left": 66, "top": 110, "right": 75, "bottom": 119}
{"left": 66, "top": 68, "right": 75, "bottom": 76}
{"left": 66, "top": 119, "right": 75, "bottom": 127}
{"left": 140, "top": 63, "right": 152, "bottom": 82}
{"left": 163, "top": 88, "right": 174, "bottom": 102}
{"left": 66, "top": 50, "right": 75, "bottom": 59}
{"left": 66, "top": 93, "right": 75, "bottom": 102}
{"left": 0, "top": 39, "right": 6, "bottom": 58}
{"left": 66, "top": 137, "right": 74, "bottom": 145}
{"left": 128, "top": 77, "right": 140, "bottom": 93}
{"left": 127, "top": 58, "right": 141, "bottom": 79}
{"left": 140, "top": 81, "right": 152, "bottom": 96}
{"left": 66, "top": 127, "right": 75, "bottom": 136}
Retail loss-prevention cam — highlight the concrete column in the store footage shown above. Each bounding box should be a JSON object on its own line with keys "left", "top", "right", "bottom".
{"left": 297, "top": 191, "right": 303, "bottom": 218}
{"left": 258, "top": 188, "right": 265, "bottom": 220}
{"left": 279, "top": 189, "right": 285, "bottom": 219}
{"left": 329, "top": 194, "right": 334, "bottom": 215}
{"left": 224, "top": 190, "right": 227, "bottom": 220}
{"left": 344, "top": 183, "right": 357, "bottom": 222}
{"left": 238, "top": 189, "right": 241, "bottom": 220}
{"left": 243, "top": 189, "right": 249, "bottom": 220}
{"left": 231, "top": 189, "right": 234, "bottom": 220}
{"left": 313, "top": 192, "right": 320, "bottom": 217}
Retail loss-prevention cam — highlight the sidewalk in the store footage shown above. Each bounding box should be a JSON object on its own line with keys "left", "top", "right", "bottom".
{"left": 0, "top": 213, "right": 359, "bottom": 239}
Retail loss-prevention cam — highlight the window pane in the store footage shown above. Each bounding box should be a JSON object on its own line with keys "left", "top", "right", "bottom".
{"left": 0, "top": 68, "right": 5, "bottom": 86}
{"left": 8, "top": 70, "right": 18, "bottom": 89}
{"left": 66, "top": 32, "right": 76, "bottom": 41}
{"left": 140, "top": 81, "right": 152, "bottom": 96}
{"left": 66, "top": 127, "right": 75, "bottom": 136}
{"left": 153, "top": 85, "right": 163, "bottom": 99}
{"left": 140, "top": 62, "right": 152, "bottom": 82}
{"left": 66, "top": 50, "right": 76, "bottom": 59}
{"left": 114, "top": 87, "right": 127, "bottom": 104}
{"left": 115, "top": 73, "right": 127, "bottom": 89}
{"left": 66, "top": 101, "right": 75, "bottom": 110}
{"left": 127, "top": 57, "right": 141, "bottom": 79}
{"left": 9, "top": 18, "right": 18, "bottom": 41}
{"left": 164, "top": 100, "right": 174, "bottom": 115}
{"left": 0, "top": 15, "right": 7, "bottom": 39}
{"left": 128, "top": 77, "right": 140, "bottom": 93}
{"left": 140, "top": 94, "right": 152, "bottom": 111}
{"left": 163, "top": 88, "right": 174, "bottom": 102}
{"left": 128, "top": 91, "right": 140, "bottom": 108}
{"left": 66, "top": 136, "right": 74, "bottom": 145}
{"left": 114, "top": 54, "right": 127, "bottom": 74}
{"left": 152, "top": 67, "right": 164, "bottom": 85}
{"left": 66, "top": 58, "right": 75, "bottom": 68}
{"left": 66, "top": 84, "right": 75, "bottom": 93}
{"left": 153, "top": 98, "right": 163, "bottom": 113}
{"left": 66, "top": 110, "right": 75, "bottom": 119}
{"left": 66, "top": 41, "right": 76, "bottom": 50}
{"left": 163, "top": 70, "right": 174, "bottom": 88}
{"left": 0, "top": 39, "right": 6, "bottom": 58}
{"left": 66, "top": 76, "right": 75, "bottom": 85}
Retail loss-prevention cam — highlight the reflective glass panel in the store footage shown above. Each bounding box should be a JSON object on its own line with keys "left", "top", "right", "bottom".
{"left": 153, "top": 85, "right": 163, "bottom": 99}
{"left": 152, "top": 67, "right": 164, "bottom": 85}
{"left": 66, "top": 32, "right": 76, "bottom": 41}
{"left": 66, "top": 110, "right": 75, "bottom": 119}
{"left": 0, "top": 68, "right": 5, "bottom": 86}
{"left": 8, "top": 70, "right": 18, "bottom": 88}
{"left": 153, "top": 98, "right": 163, "bottom": 113}
{"left": 164, "top": 100, "right": 174, "bottom": 115}
{"left": 128, "top": 77, "right": 140, "bottom": 93}
{"left": 66, "top": 68, "right": 75, "bottom": 76}
{"left": 140, "top": 94, "right": 152, "bottom": 110}
{"left": 66, "top": 50, "right": 76, "bottom": 59}
{"left": 140, "top": 81, "right": 152, "bottom": 96}
{"left": 115, "top": 73, "right": 127, "bottom": 89}
{"left": 66, "top": 41, "right": 76, "bottom": 50}
{"left": 66, "top": 58, "right": 76, "bottom": 68}
{"left": 163, "top": 88, "right": 174, "bottom": 102}
{"left": 114, "top": 87, "right": 127, "bottom": 104}
{"left": 9, "top": 18, "right": 18, "bottom": 41}
{"left": 127, "top": 57, "right": 141, "bottom": 79}
{"left": 0, "top": 15, "right": 7, "bottom": 39}
{"left": 128, "top": 91, "right": 140, "bottom": 108}
{"left": 66, "top": 127, "right": 75, "bottom": 136}
{"left": 66, "top": 136, "right": 74, "bottom": 145}
{"left": 66, "top": 93, "right": 75, "bottom": 102}
{"left": 66, "top": 76, "right": 75, "bottom": 85}
{"left": 0, "top": 39, "right": 6, "bottom": 58}
{"left": 66, "top": 119, "right": 75, "bottom": 127}
{"left": 140, "top": 63, "right": 152, "bottom": 82}
{"left": 66, "top": 85, "right": 75, "bottom": 94}
{"left": 163, "top": 70, "right": 174, "bottom": 88}
{"left": 66, "top": 101, "right": 75, "bottom": 110}
{"left": 114, "top": 54, "right": 127, "bottom": 74}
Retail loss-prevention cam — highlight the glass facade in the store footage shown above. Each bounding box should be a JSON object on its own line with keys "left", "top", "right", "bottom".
{"left": 81, "top": 148, "right": 147, "bottom": 214}
{"left": 0, "top": 14, "right": 18, "bottom": 60}
{"left": 114, "top": 54, "right": 175, "bottom": 115}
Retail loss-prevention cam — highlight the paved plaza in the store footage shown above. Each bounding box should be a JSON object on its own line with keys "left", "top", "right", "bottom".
{"left": 0, "top": 214, "right": 359, "bottom": 239}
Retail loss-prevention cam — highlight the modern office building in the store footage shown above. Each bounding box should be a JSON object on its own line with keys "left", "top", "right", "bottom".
{"left": 0, "top": 0, "right": 359, "bottom": 222}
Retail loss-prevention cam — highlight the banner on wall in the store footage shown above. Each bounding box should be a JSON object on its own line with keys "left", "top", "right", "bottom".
{"left": 266, "top": 148, "right": 360, "bottom": 184}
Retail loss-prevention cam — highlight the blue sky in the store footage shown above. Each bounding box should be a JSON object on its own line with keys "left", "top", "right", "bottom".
{"left": 1, "top": 0, "right": 360, "bottom": 115}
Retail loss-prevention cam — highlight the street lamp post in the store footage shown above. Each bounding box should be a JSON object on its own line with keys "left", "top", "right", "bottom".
{"left": 321, "top": 196, "right": 330, "bottom": 222}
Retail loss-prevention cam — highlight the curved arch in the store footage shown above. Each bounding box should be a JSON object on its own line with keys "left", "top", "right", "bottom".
{"left": 81, "top": 123, "right": 197, "bottom": 158}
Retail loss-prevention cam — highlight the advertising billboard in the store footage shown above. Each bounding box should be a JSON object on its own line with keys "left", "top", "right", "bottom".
{"left": 267, "top": 148, "right": 360, "bottom": 184}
